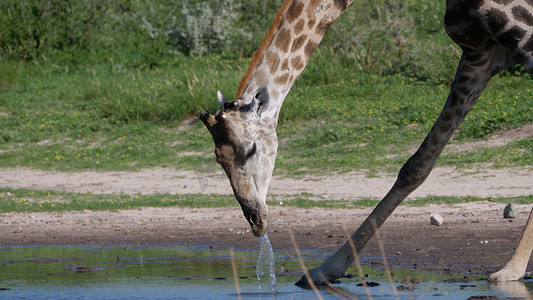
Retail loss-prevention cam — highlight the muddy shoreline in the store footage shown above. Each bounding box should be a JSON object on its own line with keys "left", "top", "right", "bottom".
{"left": 1, "top": 166, "right": 532, "bottom": 277}
{"left": 1, "top": 203, "right": 532, "bottom": 277}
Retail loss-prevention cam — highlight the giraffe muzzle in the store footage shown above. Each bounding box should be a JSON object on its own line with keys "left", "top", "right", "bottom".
{"left": 245, "top": 207, "right": 269, "bottom": 237}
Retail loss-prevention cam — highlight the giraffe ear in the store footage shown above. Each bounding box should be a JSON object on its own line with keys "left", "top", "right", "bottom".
{"left": 253, "top": 85, "right": 270, "bottom": 115}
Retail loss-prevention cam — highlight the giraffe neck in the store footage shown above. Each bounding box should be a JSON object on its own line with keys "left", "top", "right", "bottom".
{"left": 236, "top": 0, "right": 354, "bottom": 123}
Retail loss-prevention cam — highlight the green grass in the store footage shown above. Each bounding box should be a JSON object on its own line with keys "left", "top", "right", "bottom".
{"left": 0, "top": 0, "right": 532, "bottom": 214}
{"left": 276, "top": 74, "right": 533, "bottom": 175}
{"left": 1, "top": 56, "right": 532, "bottom": 174}
{"left": 0, "top": 188, "right": 238, "bottom": 213}
{"left": 1, "top": 188, "right": 531, "bottom": 213}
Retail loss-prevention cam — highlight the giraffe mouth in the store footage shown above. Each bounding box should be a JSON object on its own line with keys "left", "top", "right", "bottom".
{"left": 244, "top": 206, "right": 269, "bottom": 237}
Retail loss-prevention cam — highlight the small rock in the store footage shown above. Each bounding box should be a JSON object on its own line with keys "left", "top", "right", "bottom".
{"left": 342, "top": 273, "right": 356, "bottom": 278}
{"left": 460, "top": 284, "right": 476, "bottom": 289}
{"left": 357, "top": 282, "right": 379, "bottom": 287}
{"left": 430, "top": 214, "right": 444, "bottom": 226}
{"left": 503, "top": 203, "right": 518, "bottom": 218}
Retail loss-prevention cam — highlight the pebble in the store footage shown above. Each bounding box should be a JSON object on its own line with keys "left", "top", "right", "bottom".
{"left": 430, "top": 214, "right": 444, "bottom": 226}
{"left": 503, "top": 203, "right": 518, "bottom": 218}
{"left": 397, "top": 284, "right": 414, "bottom": 291}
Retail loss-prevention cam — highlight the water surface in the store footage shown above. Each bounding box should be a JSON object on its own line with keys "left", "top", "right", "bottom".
{"left": 0, "top": 245, "right": 531, "bottom": 299}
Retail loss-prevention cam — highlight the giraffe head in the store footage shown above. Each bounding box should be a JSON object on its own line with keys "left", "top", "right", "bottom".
{"left": 200, "top": 85, "right": 277, "bottom": 237}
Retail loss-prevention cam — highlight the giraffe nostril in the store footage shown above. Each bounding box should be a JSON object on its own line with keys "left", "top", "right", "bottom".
{"left": 249, "top": 212, "right": 258, "bottom": 226}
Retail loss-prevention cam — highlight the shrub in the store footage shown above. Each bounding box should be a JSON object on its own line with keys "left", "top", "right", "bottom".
{"left": 323, "top": 0, "right": 459, "bottom": 83}
{"left": 0, "top": 0, "right": 98, "bottom": 60}
{"left": 163, "top": 1, "right": 247, "bottom": 56}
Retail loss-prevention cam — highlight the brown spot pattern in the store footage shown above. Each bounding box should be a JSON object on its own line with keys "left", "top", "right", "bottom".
{"left": 307, "top": 18, "right": 316, "bottom": 30}
{"left": 291, "top": 56, "right": 304, "bottom": 70}
{"left": 236, "top": 0, "right": 293, "bottom": 96}
{"left": 486, "top": 7, "right": 509, "bottom": 33}
{"left": 497, "top": 25, "right": 526, "bottom": 49}
{"left": 287, "top": 1, "right": 304, "bottom": 24}
{"left": 281, "top": 59, "right": 289, "bottom": 70}
{"left": 294, "top": 19, "right": 305, "bottom": 35}
{"left": 274, "top": 73, "right": 289, "bottom": 85}
{"left": 274, "top": 28, "right": 292, "bottom": 53}
{"left": 512, "top": 5, "right": 533, "bottom": 26}
{"left": 334, "top": 0, "right": 351, "bottom": 10}
{"left": 255, "top": 69, "right": 268, "bottom": 86}
{"left": 306, "top": 0, "right": 321, "bottom": 18}
{"left": 291, "top": 35, "right": 307, "bottom": 53}
{"left": 265, "top": 51, "right": 280, "bottom": 74}
{"left": 315, "top": 18, "right": 333, "bottom": 36}
{"left": 304, "top": 40, "right": 318, "bottom": 59}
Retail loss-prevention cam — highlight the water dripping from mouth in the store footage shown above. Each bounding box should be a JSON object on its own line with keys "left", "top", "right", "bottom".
{"left": 257, "top": 232, "right": 277, "bottom": 294}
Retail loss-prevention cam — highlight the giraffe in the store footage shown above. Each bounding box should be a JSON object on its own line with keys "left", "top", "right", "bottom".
{"left": 200, "top": 0, "right": 533, "bottom": 285}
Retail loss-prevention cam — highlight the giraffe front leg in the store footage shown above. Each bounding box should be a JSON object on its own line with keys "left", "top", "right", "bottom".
{"left": 489, "top": 208, "right": 533, "bottom": 282}
{"left": 296, "top": 51, "right": 508, "bottom": 287}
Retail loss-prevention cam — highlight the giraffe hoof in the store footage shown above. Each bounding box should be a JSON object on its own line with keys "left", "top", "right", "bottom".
{"left": 488, "top": 268, "right": 524, "bottom": 282}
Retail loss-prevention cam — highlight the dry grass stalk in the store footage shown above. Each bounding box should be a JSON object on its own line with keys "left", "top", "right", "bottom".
{"left": 289, "top": 230, "right": 324, "bottom": 300}
{"left": 371, "top": 220, "right": 400, "bottom": 300}
{"left": 317, "top": 272, "right": 357, "bottom": 300}
{"left": 230, "top": 248, "right": 242, "bottom": 300}
{"left": 343, "top": 225, "right": 374, "bottom": 300}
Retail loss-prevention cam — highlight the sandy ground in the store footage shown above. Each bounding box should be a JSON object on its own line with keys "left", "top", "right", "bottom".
{"left": 0, "top": 166, "right": 532, "bottom": 278}
{"left": 1, "top": 166, "right": 532, "bottom": 198}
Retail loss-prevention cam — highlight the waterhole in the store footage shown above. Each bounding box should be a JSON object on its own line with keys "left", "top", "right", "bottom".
{"left": 0, "top": 245, "right": 531, "bottom": 299}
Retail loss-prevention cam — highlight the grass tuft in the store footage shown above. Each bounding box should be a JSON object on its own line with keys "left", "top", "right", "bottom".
{"left": 0, "top": 188, "right": 531, "bottom": 213}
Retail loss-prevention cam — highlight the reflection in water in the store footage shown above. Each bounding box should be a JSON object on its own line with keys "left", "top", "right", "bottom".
{"left": 0, "top": 245, "right": 531, "bottom": 299}
{"left": 491, "top": 280, "right": 533, "bottom": 299}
